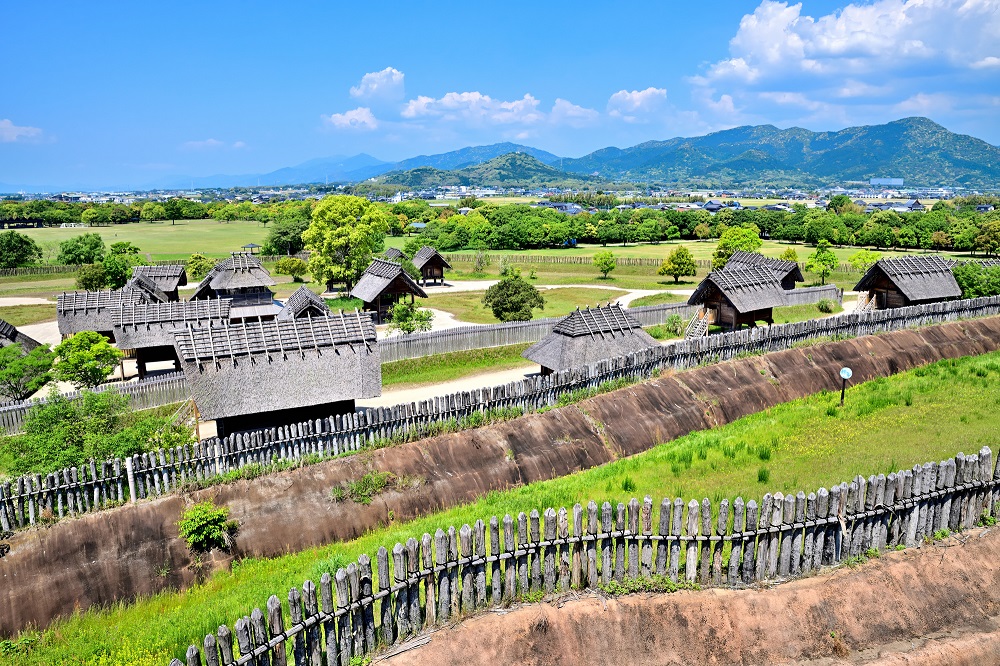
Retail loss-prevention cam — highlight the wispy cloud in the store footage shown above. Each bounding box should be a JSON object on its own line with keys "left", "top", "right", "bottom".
{"left": 323, "top": 107, "right": 379, "bottom": 130}
{"left": 0, "top": 119, "right": 42, "bottom": 143}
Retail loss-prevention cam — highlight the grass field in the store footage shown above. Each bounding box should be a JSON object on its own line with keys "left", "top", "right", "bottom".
{"left": 0, "top": 304, "right": 57, "bottom": 326}
{"left": 381, "top": 344, "right": 532, "bottom": 389}
{"left": 8, "top": 351, "right": 999, "bottom": 666}
{"left": 629, "top": 292, "right": 686, "bottom": 307}
{"left": 420, "top": 286, "right": 623, "bottom": 324}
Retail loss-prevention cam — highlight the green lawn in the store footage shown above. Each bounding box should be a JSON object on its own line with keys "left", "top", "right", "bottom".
{"left": 9, "top": 351, "right": 1000, "bottom": 666}
{"left": 0, "top": 274, "right": 76, "bottom": 299}
{"left": 771, "top": 301, "right": 844, "bottom": 324}
{"left": 381, "top": 344, "right": 532, "bottom": 389}
{"left": 420, "top": 286, "right": 623, "bottom": 324}
{"left": 629, "top": 292, "right": 686, "bottom": 307}
{"left": 0, "top": 304, "right": 57, "bottom": 326}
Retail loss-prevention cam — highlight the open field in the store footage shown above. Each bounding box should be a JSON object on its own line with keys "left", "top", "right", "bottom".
{"left": 8, "top": 351, "right": 1000, "bottom": 666}
{"left": 381, "top": 343, "right": 532, "bottom": 389}
{"left": 420, "top": 286, "right": 623, "bottom": 324}
{"left": 0, "top": 304, "right": 57, "bottom": 327}
{"left": 628, "top": 292, "right": 687, "bottom": 307}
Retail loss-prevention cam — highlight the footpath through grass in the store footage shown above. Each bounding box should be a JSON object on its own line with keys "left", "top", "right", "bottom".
{"left": 8, "top": 352, "right": 1000, "bottom": 665}
{"left": 381, "top": 344, "right": 532, "bottom": 389}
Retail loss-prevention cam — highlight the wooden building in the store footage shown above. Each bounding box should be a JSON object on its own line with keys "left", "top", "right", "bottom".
{"left": 131, "top": 264, "right": 187, "bottom": 301}
{"left": 57, "top": 289, "right": 148, "bottom": 340}
{"left": 384, "top": 247, "right": 407, "bottom": 261}
{"left": 124, "top": 274, "right": 169, "bottom": 304}
{"left": 522, "top": 304, "right": 660, "bottom": 375}
{"left": 112, "top": 299, "right": 232, "bottom": 379}
{"left": 173, "top": 312, "right": 381, "bottom": 436}
{"left": 351, "top": 258, "right": 428, "bottom": 323}
{"left": 412, "top": 246, "right": 451, "bottom": 285}
{"left": 277, "top": 286, "right": 332, "bottom": 321}
{"left": 854, "top": 256, "right": 960, "bottom": 310}
{"left": 190, "top": 253, "right": 279, "bottom": 321}
{"left": 0, "top": 318, "right": 41, "bottom": 352}
{"left": 724, "top": 251, "right": 804, "bottom": 290}
{"left": 688, "top": 266, "right": 787, "bottom": 332}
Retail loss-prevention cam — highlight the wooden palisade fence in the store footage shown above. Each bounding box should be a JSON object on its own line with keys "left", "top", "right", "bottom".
{"left": 3, "top": 295, "right": 1000, "bottom": 532}
{"left": 443, "top": 253, "right": 865, "bottom": 274}
{"left": 171, "top": 445, "right": 999, "bottom": 666}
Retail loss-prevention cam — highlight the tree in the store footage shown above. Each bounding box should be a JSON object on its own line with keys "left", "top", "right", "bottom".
{"left": 482, "top": 274, "right": 545, "bottom": 322}
{"left": 53, "top": 331, "right": 124, "bottom": 389}
{"left": 805, "top": 240, "right": 838, "bottom": 285}
{"left": 0, "top": 230, "right": 42, "bottom": 268}
{"left": 0, "top": 344, "right": 55, "bottom": 401}
{"left": 848, "top": 249, "right": 881, "bottom": 273}
{"left": 693, "top": 223, "right": 712, "bottom": 241}
{"left": 140, "top": 202, "right": 167, "bottom": 222}
{"left": 930, "top": 231, "right": 952, "bottom": 251}
{"left": 952, "top": 262, "right": 984, "bottom": 299}
{"left": 593, "top": 250, "right": 617, "bottom": 278}
{"left": 186, "top": 253, "right": 216, "bottom": 280}
{"left": 387, "top": 301, "right": 434, "bottom": 335}
{"left": 302, "top": 196, "right": 390, "bottom": 291}
{"left": 712, "top": 225, "right": 762, "bottom": 269}
{"left": 75, "top": 263, "right": 108, "bottom": 290}
{"left": 102, "top": 242, "right": 145, "bottom": 289}
{"left": 58, "top": 233, "right": 106, "bottom": 265}
{"left": 657, "top": 245, "right": 697, "bottom": 283}
{"left": 827, "top": 194, "right": 852, "bottom": 213}
{"left": 261, "top": 217, "right": 310, "bottom": 256}
{"left": 273, "top": 257, "right": 308, "bottom": 282}
{"left": 779, "top": 247, "right": 799, "bottom": 262}
{"left": 975, "top": 220, "right": 1000, "bottom": 257}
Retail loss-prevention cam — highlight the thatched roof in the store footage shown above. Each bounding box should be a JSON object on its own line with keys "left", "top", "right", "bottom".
{"left": 124, "top": 275, "right": 169, "bottom": 303}
{"left": 174, "top": 313, "right": 381, "bottom": 421}
{"left": 412, "top": 246, "right": 452, "bottom": 270}
{"left": 351, "top": 258, "right": 428, "bottom": 303}
{"left": 0, "top": 318, "right": 41, "bottom": 352}
{"left": 132, "top": 264, "right": 187, "bottom": 291}
{"left": 689, "top": 266, "right": 787, "bottom": 313}
{"left": 190, "top": 254, "right": 276, "bottom": 300}
{"left": 57, "top": 289, "right": 148, "bottom": 336}
{"left": 854, "top": 256, "right": 960, "bottom": 303}
{"left": 385, "top": 247, "right": 407, "bottom": 261}
{"left": 112, "top": 299, "right": 233, "bottom": 349}
{"left": 277, "top": 287, "right": 331, "bottom": 321}
{"left": 522, "top": 304, "right": 660, "bottom": 372}
{"left": 724, "top": 251, "right": 803, "bottom": 283}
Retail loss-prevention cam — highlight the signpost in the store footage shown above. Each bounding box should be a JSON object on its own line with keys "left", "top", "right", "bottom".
{"left": 839, "top": 367, "right": 853, "bottom": 406}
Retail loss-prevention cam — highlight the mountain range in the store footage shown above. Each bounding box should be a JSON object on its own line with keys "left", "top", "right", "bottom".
{"left": 375, "top": 152, "right": 592, "bottom": 189}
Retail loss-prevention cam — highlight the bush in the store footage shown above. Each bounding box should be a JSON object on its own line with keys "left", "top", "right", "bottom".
{"left": 0, "top": 343, "right": 55, "bottom": 402}
{"left": 75, "top": 263, "right": 108, "bottom": 290}
{"left": 816, "top": 298, "right": 835, "bottom": 313}
{"left": 388, "top": 301, "right": 433, "bottom": 335}
{"left": 58, "top": 233, "right": 106, "bottom": 265}
{"left": 177, "top": 501, "right": 238, "bottom": 551}
{"left": 482, "top": 274, "right": 545, "bottom": 322}
{"left": 186, "top": 253, "right": 216, "bottom": 280}
{"left": 53, "top": 331, "right": 124, "bottom": 388}
{"left": 0, "top": 230, "right": 42, "bottom": 269}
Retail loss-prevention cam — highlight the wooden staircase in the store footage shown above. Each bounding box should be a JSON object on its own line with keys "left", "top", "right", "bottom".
{"left": 684, "top": 309, "right": 710, "bottom": 339}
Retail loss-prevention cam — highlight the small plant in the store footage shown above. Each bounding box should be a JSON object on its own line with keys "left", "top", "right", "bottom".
{"left": 757, "top": 467, "right": 770, "bottom": 484}
{"left": 895, "top": 544, "right": 905, "bottom": 551}
{"left": 816, "top": 298, "right": 835, "bottom": 314}
{"left": 472, "top": 250, "right": 491, "bottom": 274}
{"left": 177, "top": 500, "right": 238, "bottom": 552}
{"left": 826, "top": 405, "right": 838, "bottom": 417}
{"left": 978, "top": 512, "right": 997, "bottom": 527}
{"left": 599, "top": 574, "right": 698, "bottom": 596}
{"left": 621, "top": 476, "right": 637, "bottom": 493}
{"left": 756, "top": 444, "right": 772, "bottom": 461}
{"left": 864, "top": 547, "right": 880, "bottom": 559}
{"left": 528, "top": 269, "right": 537, "bottom": 280}
{"left": 519, "top": 590, "right": 546, "bottom": 603}
{"left": 931, "top": 528, "right": 950, "bottom": 542}
{"left": 330, "top": 471, "right": 394, "bottom": 505}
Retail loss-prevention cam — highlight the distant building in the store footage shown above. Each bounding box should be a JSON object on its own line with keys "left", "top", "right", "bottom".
{"left": 724, "top": 251, "right": 804, "bottom": 290}
{"left": 870, "top": 178, "right": 904, "bottom": 187}
{"left": 132, "top": 264, "right": 188, "bottom": 301}
{"left": 190, "top": 254, "right": 279, "bottom": 321}
{"left": 384, "top": 247, "right": 407, "bottom": 261}
{"left": 57, "top": 289, "right": 148, "bottom": 340}
{"left": 351, "top": 258, "right": 428, "bottom": 323}
{"left": 411, "top": 246, "right": 452, "bottom": 286}
{"left": 854, "top": 256, "right": 960, "bottom": 310}
{"left": 688, "top": 266, "right": 787, "bottom": 332}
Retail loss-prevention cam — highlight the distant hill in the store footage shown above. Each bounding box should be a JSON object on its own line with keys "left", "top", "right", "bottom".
{"left": 378, "top": 152, "right": 595, "bottom": 188}
{"left": 560, "top": 117, "right": 1000, "bottom": 188}
{"left": 392, "top": 142, "right": 561, "bottom": 171}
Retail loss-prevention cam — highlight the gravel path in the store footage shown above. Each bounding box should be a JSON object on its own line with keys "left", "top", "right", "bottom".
{"left": 0, "top": 297, "right": 55, "bottom": 306}
{"left": 358, "top": 365, "right": 536, "bottom": 408}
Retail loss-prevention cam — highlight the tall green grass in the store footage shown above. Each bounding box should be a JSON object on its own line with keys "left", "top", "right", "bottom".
{"left": 8, "top": 352, "right": 1000, "bottom": 665}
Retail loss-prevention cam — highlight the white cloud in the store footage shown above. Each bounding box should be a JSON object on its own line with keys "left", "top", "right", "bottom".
{"left": 971, "top": 56, "right": 1000, "bottom": 69}
{"left": 401, "top": 92, "right": 544, "bottom": 125}
{"left": 758, "top": 91, "right": 827, "bottom": 112}
{"left": 607, "top": 87, "right": 667, "bottom": 121}
{"left": 181, "top": 138, "right": 224, "bottom": 150}
{"left": 894, "top": 92, "right": 954, "bottom": 115}
{"left": 350, "top": 67, "right": 405, "bottom": 101}
{"left": 323, "top": 107, "right": 379, "bottom": 131}
{"left": 550, "top": 98, "right": 599, "bottom": 127}
{"left": 0, "top": 119, "right": 42, "bottom": 142}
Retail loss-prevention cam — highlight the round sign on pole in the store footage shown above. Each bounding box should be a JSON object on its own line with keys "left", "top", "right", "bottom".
{"left": 840, "top": 367, "right": 853, "bottom": 380}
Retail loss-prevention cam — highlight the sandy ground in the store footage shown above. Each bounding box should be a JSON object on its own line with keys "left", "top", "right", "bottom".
{"left": 0, "top": 297, "right": 55, "bottom": 306}
{"left": 358, "top": 365, "right": 537, "bottom": 408}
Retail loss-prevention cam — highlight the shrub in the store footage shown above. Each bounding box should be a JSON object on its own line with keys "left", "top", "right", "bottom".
{"left": 0, "top": 230, "right": 42, "bottom": 269}
{"left": 0, "top": 343, "right": 55, "bottom": 402}
{"left": 273, "top": 257, "right": 308, "bottom": 282}
{"left": 186, "top": 253, "right": 216, "bottom": 280}
{"left": 58, "top": 233, "right": 106, "bottom": 265}
{"left": 482, "top": 275, "right": 545, "bottom": 322}
{"left": 816, "top": 298, "right": 835, "bottom": 313}
{"left": 53, "top": 331, "right": 124, "bottom": 388}
{"left": 388, "top": 301, "right": 433, "bottom": 335}
{"left": 177, "top": 501, "right": 238, "bottom": 551}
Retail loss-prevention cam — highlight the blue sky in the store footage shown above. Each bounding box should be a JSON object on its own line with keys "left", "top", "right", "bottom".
{"left": 2, "top": 0, "right": 999, "bottom": 190}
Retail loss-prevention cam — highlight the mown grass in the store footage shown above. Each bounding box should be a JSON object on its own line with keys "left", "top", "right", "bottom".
{"left": 771, "top": 301, "right": 845, "bottom": 324}
{"left": 381, "top": 343, "right": 533, "bottom": 389}
{"left": 0, "top": 304, "right": 57, "bottom": 326}
{"left": 420, "top": 286, "right": 623, "bottom": 324}
{"left": 9, "top": 351, "right": 1000, "bottom": 666}
{"left": 628, "top": 292, "right": 686, "bottom": 307}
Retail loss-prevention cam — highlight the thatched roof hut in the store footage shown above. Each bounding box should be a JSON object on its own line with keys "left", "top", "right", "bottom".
{"left": 174, "top": 312, "right": 381, "bottom": 435}
{"left": 190, "top": 254, "right": 276, "bottom": 300}
{"left": 0, "top": 318, "right": 40, "bottom": 352}
{"left": 688, "top": 266, "right": 786, "bottom": 331}
{"left": 412, "top": 246, "right": 451, "bottom": 285}
{"left": 351, "top": 258, "right": 428, "bottom": 323}
{"left": 724, "top": 251, "right": 803, "bottom": 290}
{"left": 522, "top": 304, "right": 660, "bottom": 375}
{"left": 125, "top": 274, "right": 169, "bottom": 304}
{"left": 57, "top": 289, "right": 148, "bottom": 339}
{"left": 277, "top": 287, "right": 331, "bottom": 321}
{"left": 854, "top": 256, "right": 960, "bottom": 309}
{"left": 132, "top": 264, "right": 187, "bottom": 300}
{"left": 385, "top": 247, "right": 407, "bottom": 261}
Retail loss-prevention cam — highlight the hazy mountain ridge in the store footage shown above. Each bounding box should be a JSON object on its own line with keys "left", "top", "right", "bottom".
{"left": 377, "top": 153, "right": 596, "bottom": 188}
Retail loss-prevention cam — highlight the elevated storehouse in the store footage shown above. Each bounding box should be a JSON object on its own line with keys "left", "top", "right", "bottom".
{"left": 854, "top": 255, "right": 960, "bottom": 310}
{"left": 276, "top": 286, "right": 332, "bottom": 321}
{"left": 190, "top": 254, "right": 279, "bottom": 321}
{"left": 522, "top": 304, "right": 660, "bottom": 375}
{"left": 131, "top": 264, "right": 187, "bottom": 301}
{"left": 384, "top": 247, "right": 407, "bottom": 261}
{"left": 351, "top": 258, "right": 428, "bottom": 323}
{"left": 412, "top": 246, "right": 451, "bottom": 285}
{"left": 57, "top": 289, "right": 148, "bottom": 340}
{"left": 724, "top": 251, "right": 804, "bottom": 290}
{"left": 174, "top": 312, "right": 381, "bottom": 435}
{"left": 688, "top": 266, "right": 786, "bottom": 331}
{"left": 112, "top": 299, "right": 232, "bottom": 378}
{"left": 0, "top": 318, "right": 40, "bottom": 352}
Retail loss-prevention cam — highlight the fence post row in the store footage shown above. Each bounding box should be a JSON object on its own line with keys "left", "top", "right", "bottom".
{"left": 170, "top": 446, "right": 999, "bottom": 666}
{"left": 4, "top": 296, "right": 1000, "bottom": 531}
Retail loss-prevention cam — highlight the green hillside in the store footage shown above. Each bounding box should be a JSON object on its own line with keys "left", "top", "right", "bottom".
{"left": 378, "top": 152, "right": 597, "bottom": 188}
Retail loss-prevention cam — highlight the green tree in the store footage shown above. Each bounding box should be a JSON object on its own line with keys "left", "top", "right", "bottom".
{"left": 102, "top": 242, "right": 145, "bottom": 289}
{"left": 826, "top": 194, "right": 853, "bottom": 213}
{"left": 848, "top": 249, "right": 881, "bottom": 273}
{"left": 657, "top": 245, "right": 697, "bottom": 284}
{"left": 58, "top": 233, "right": 106, "bottom": 265}
{"left": 711, "top": 225, "right": 762, "bottom": 269}
{"left": 186, "top": 253, "right": 216, "bottom": 280}
{"left": 930, "top": 231, "right": 952, "bottom": 251}
{"left": 975, "top": 220, "right": 1000, "bottom": 257}
{"left": 482, "top": 274, "right": 545, "bottom": 322}
{"left": 0, "top": 344, "right": 55, "bottom": 401}
{"left": 387, "top": 301, "right": 434, "bottom": 335}
{"left": 53, "top": 331, "right": 124, "bottom": 389}
{"left": 140, "top": 202, "right": 167, "bottom": 222}
{"left": 593, "top": 250, "right": 617, "bottom": 278}
{"left": 805, "top": 240, "right": 838, "bottom": 285}
{"left": 75, "top": 263, "right": 108, "bottom": 290}
{"left": 693, "top": 222, "right": 712, "bottom": 240}
{"left": 0, "top": 230, "right": 42, "bottom": 268}
{"left": 952, "top": 262, "right": 984, "bottom": 298}
{"left": 302, "top": 196, "right": 390, "bottom": 291}
{"left": 273, "top": 257, "right": 309, "bottom": 282}
{"left": 779, "top": 247, "right": 799, "bottom": 262}
{"left": 261, "top": 217, "right": 310, "bottom": 256}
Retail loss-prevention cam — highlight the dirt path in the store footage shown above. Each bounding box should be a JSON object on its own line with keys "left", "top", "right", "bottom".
{"left": 358, "top": 365, "right": 536, "bottom": 407}
{"left": 382, "top": 528, "right": 1000, "bottom": 666}
{"left": 0, "top": 296, "right": 55, "bottom": 306}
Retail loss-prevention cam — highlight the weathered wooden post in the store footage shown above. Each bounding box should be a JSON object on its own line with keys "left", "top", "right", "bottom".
{"left": 713, "top": 498, "right": 728, "bottom": 585}
{"left": 656, "top": 498, "right": 671, "bottom": 576}
{"left": 587, "top": 500, "right": 599, "bottom": 588}
{"left": 641, "top": 496, "right": 653, "bottom": 577}
{"left": 685, "top": 499, "right": 699, "bottom": 583}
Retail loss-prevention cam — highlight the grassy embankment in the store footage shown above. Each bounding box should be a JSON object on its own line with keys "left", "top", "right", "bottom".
{"left": 381, "top": 344, "right": 532, "bottom": 389}
{"left": 7, "top": 351, "right": 1000, "bottom": 666}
